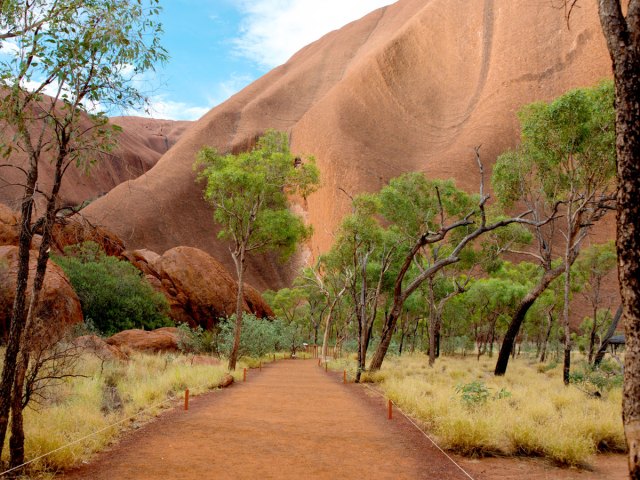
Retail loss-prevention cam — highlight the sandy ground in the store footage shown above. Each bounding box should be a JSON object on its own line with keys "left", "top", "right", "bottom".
{"left": 60, "top": 359, "right": 627, "bottom": 480}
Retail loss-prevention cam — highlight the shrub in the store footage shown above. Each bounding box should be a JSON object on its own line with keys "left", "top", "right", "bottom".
{"left": 176, "top": 323, "right": 218, "bottom": 355}
{"left": 53, "top": 242, "right": 171, "bottom": 335}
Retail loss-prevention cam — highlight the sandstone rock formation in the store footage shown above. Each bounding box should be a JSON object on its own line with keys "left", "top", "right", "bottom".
{"left": 106, "top": 327, "right": 180, "bottom": 353}
{"left": 0, "top": 245, "right": 83, "bottom": 341}
{"left": 123, "top": 246, "right": 274, "bottom": 329}
{"left": 0, "top": 204, "right": 18, "bottom": 247}
{"left": 0, "top": 115, "right": 189, "bottom": 212}
{"left": 82, "top": 0, "right": 613, "bottom": 291}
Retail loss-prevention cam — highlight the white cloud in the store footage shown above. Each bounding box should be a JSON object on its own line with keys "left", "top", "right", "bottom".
{"left": 231, "top": 0, "right": 395, "bottom": 68}
{"left": 130, "top": 95, "right": 211, "bottom": 121}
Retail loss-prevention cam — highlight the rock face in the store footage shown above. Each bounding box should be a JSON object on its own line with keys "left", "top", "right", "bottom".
{"left": 106, "top": 327, "right": 180, "bottom": 353}
{"left": 124, "top": 246, "right": 274, "bottom": 329}
{"left": 0, "top": 245, "right": 83, "bottom": 341}
{"left": 0, "top": 115, "right": 190, "bottom": 213}
{"left": 83, "top": 0, "right": 613, "bottom": 290}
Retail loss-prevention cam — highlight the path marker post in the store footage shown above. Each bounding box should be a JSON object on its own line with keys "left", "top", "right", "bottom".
{"left": 243, "top": 368, "right": 247, "bottom": 382}
{"left": 325, "top": 362, "right": 328, "bottom": 372}
{"left": 260, "top": 361, "right": 262, "bottom": 371}
{"left": 388, "top": 400, "right": 392, "bottom": 420}
{"left": 343, "top": 370, "right": 346, "bottom": 384}
{"left": 184, "top": 389, "right": 189, "bottom": 411}
{"left": 317, "top": 358, "right": 320, "bottom": 367}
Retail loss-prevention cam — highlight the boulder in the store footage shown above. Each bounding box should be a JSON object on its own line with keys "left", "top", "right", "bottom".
{"left": 106, "top": 327, "right": 179, "bottom": 353}
{"left": 126, "top": 246, "right": 273, "bottom": 329}
{"left": 0, "top": 245, "right": 83, "bottom": 343}
{"left": 0, "top": 204, "right": 19, "bottom": 247}
{"left": 74, "top": 334, "right": 129, "bottom": 361}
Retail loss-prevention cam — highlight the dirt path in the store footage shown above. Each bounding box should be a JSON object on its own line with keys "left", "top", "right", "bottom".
{"left": 62, "top": 359, "right": 469, "bottom": 479}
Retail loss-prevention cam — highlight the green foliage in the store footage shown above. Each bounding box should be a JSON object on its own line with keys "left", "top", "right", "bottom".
{"left": 568, "top": 360, "right": 623, "bottom": 394}
{"left": 217, "top": 315, "right": 302, "bottom": 358}
{"left": 53, "top": 242, "right": 171, "bottom": 335}
{"left": 455, "top": 381, "right": 512, "bottom": 408}
{"left": 573, "top": 241, "right": 617, "bottom": 290}
{"left": 492, "top": 81, "right": 615, "bottom": 209}
{"left": 176, "top": 323, "right": 218, "bottom": 355}
{"left": 455, "top": 381, "right": 491, "bottom": 407}
{"left": 195, "top": 130, "right": 320, "bottom": 261}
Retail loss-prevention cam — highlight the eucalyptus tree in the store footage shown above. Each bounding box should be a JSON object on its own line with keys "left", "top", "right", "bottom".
{"left": 573, "top": 241, "right": 617, "bottom": 363}
{"left": 196, "top": 130, "right": 319, "bottom": 371}
{"left": 330, "top": 194, "right": 400, "bottom": 380}
{"left": 493, "top": 82, "right": 616, "bottom": 380}
{"left": 0, "top": 0, "right": 167, "bottom": 467}
{"left": 367, "top": 156, "right": 542, "bottom": 372}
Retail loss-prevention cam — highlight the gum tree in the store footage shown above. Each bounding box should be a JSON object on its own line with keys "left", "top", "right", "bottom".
{"left": 368, "top": 153, "right": 543, "bottom": 371}
{"left": 493, "top": 82, "right": 616, "bottom": 380}
{"left": 195, "top": 130, "right": 319, "bottom": 371}
{"left": 0, "top": 0, "right": 166, "bottom": 468}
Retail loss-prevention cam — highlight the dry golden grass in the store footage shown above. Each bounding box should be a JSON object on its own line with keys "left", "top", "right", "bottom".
{"left": 0, "top": 351, "right": 244, "bottom": 476}
{"left": 331, "top": 353, "right": 625, "bottom": 467}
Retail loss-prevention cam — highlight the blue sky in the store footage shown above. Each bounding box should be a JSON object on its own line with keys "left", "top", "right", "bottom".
{"left": 142, "top": 0, "right": 395, "bottom": 120}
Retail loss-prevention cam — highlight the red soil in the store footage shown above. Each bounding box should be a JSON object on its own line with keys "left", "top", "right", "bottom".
{"left": 60, "top": 359, "right": 626, "bottom": 480}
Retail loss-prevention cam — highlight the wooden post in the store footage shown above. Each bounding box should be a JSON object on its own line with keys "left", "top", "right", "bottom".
{"left": 243, "top": 367, "right": 247, "bottom": 382}
{"left": 317, "top": 358, "right": 320, "bottom": 367}
{"left": 343, "top": 370, "right": 346, "bottom": 384}
{"left": 388, "top": 400, "right": 392, "bottom": 420}
{"left": 184, "top": 388, "right": 189, "bottom": 411}
{"left": 259, "top": 361, "right": 262, "bottom": 371}
{"left": 325, "top": 362, "right": 328, "bottom": 372}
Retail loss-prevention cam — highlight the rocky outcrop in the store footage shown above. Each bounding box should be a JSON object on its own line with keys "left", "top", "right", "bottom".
{"left": 0, "top": 117, "right": 190, "bottom": 213}
{"left": 106, "top": 327, "right": 180, "bottom": 353}
{"left": 0, "top": 245, "right": 83, "bottom": 342}
{"left": 124, "top": 246, "right": 273, "bottom": 329}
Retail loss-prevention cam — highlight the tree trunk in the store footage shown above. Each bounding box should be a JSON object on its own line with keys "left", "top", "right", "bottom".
{"left": 495, "top": 265, "right": 564, "bottom": 375}
{"left": 597, "top": 2, "right": 640, "bottom": 475}
{"left": 0, "top": 169, "right": 36, "bottom": 460}
{"left": 228, "top": 249, "right": 245, "bottom": 371}
{"left": 368, "top": 304, "right": 401, "bottom": 371}
{"left": 540, "top": 312, "right": 554, "bottom": 363}
{"left": 562, "top": 232, "right": 573, "bottom": 386}
{"left": 595, "top": 305, "right": 622, "bottom": 366}
{"left": 9, "top": 353, "right": 28, "bottom": 470}
{"left": 588, "top": 305, "right": 599, "bottom": 364}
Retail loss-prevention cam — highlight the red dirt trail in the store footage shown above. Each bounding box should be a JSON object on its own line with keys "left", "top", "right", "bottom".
{"left": 61, "top": 359, "right": 627, "bottom": 480}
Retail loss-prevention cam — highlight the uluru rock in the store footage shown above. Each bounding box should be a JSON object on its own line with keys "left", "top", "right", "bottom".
{"left": 0, "top": 245, "right": 83, "bottom": 342}
{"left": 106, "top": 327, "right": 180, "bottom": 353}
{"left": 82, "top": 0, "right": 613, "bottom": 291}
{"left": 0, "top": 114, "right": 190, "bottom": 213}
{"left": 141, "top": 246, "right": 273, "bottom": 329}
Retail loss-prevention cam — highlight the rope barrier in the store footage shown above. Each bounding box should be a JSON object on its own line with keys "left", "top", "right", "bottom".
{"left": 0, "top": 394, "right": 177, "bottom": 477}
{"left": 326, "top": 362, "right": 475, "bottom": 480}
{"left": 0, "top": 364, "right": 250, "bottom": 478}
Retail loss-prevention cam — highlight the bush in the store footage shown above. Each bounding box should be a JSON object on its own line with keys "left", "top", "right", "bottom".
{"left": 176, "top": 323, "right": 218, "bottom": 355}
{"left": 215, "top": 315, "right": 303, "bottom": 359}
{"left": 53, "top": 242, "right": 171, "bottom": 335}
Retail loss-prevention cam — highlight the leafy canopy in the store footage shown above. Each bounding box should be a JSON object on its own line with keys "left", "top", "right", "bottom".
{"left": 195, "top": 130, "right": 320, "bottom": 259}
{"left": 492, "top": 81, "right": 615, "bottom": 208}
